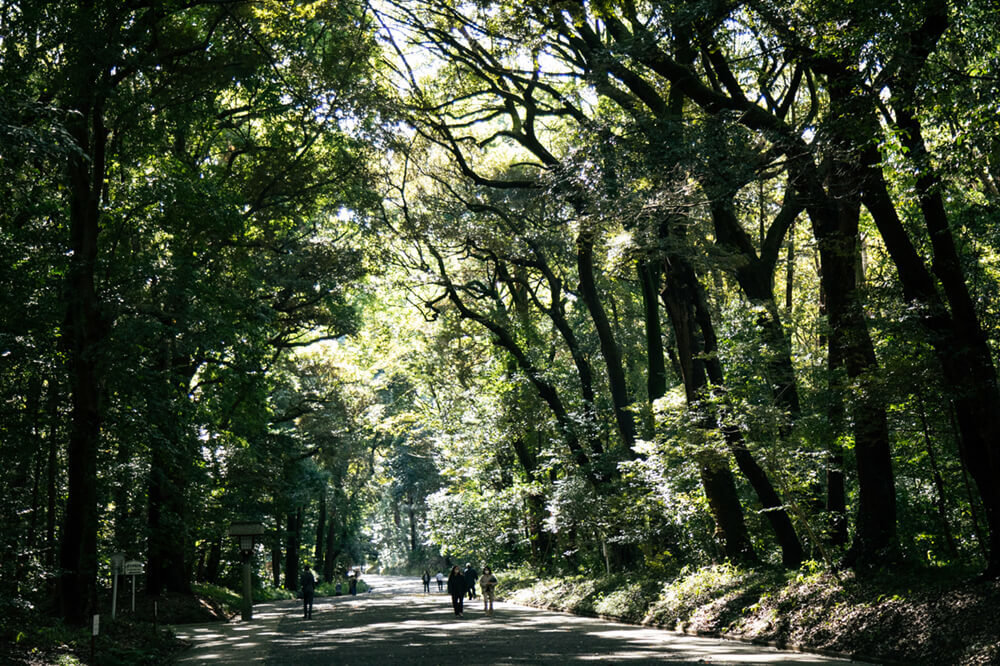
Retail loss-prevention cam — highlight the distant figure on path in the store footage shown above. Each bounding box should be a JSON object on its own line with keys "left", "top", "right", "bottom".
{"left": 422, "top": 569, "right": 431, "bottom": 594}
{"left": 447, "top": 565, "right": 467, "bottom": 617}
{"left": 436, "top": 571, "right": 444, "bottom": 591}
{"left": 349, "top": 571, "right": 358, "bottom": 596}
{"left": 301, "top": 567, "right": 316, "bottom": 619}
{"left": 479, "top": 566, "right": 497, "bottom": 616}
{"left": 463, "top": 563, "right": 478, "bottom": 600}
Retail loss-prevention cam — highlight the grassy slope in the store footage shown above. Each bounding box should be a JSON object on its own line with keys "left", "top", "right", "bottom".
{"left": 502, "top": 564, "right": 1000, "bottom": 665}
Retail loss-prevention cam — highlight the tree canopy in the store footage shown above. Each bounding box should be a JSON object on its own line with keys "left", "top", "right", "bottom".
{"left": 3, "top": 0, "right": 1000, "bottom": 641}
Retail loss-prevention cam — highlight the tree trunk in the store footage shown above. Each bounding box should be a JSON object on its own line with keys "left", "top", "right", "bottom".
{"left": 508, "top": 254, "right": 607, "bottom": 460}
{"left": 819, "top": 271, "right": 849, "bottom": 546}
{"left": 639, "top": 258, "right": 668, "bottom": 403}
{"left": 917, "top": 395, "right": 958, "bottom": 557}
{"left": 699, "top": 452, "right": 757, "bottom": 564}
{"left": 577, "top": 231, "right": 638, "bottom": 458}
{"left": 285, "top": 508, "right": 301, "bottom": 591}
{"left": 861, "top": 105, "right": 1000, "bottom": 575}
{"left": 803, "top": 166, "right": 897, "bottom": 568}
{"left": 660, "top": 245, "right": 757, "bottom": 564}
{"left": 204, "top": 538, "right": 221, "bottom": 584}
{"left": 785, "top": 219, "right": 795, "bottom": 312}
{"left": 691, "top": 257, "right": 804, "bottom": 567}
{"left": 58, "top": 72, "right": 107, "bottom": 624}
{"left": 706, "top": 194, "right": 803, "bottom": 423}
{"left": 46, "top": 379, "right": 59, "bottom": 567}
{"left": 323, "top": 513, "right": 338, "bottom": 584}
{"left": 23, "top": 377, "right": 43, "bottom": 589}
{"left": 511, "top": 436, "right": 554, "bottom": 565}
{"left": 315, "top": 488, "right": 326, "bottom": 567}
{"left": 407, "top": 491, "right": 418, "bottom": 553}
{"left": 433, "top": 247, "right": 601, "bottom": 486}
{"left": 146, "top": 340, "right": 194, "bottom": 596}
{"left": 272, "top": 514, "right": 283, "bottom": 588}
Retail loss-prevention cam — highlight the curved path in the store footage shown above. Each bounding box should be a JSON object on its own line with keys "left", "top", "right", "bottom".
{"left": 171, "top": 575, "right": 866, "bottom": 665}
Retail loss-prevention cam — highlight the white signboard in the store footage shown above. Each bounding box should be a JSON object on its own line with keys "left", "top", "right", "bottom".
{"left": 124, "top": 560, "right": 144, "bottom": 576}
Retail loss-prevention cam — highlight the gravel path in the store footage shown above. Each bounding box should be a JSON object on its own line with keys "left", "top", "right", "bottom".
{"left": 171, "top": 575, "right": 867, "bottom": 665}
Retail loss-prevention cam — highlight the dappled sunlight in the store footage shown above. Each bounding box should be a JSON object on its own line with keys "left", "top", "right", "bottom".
{"left": 174, "top": 575, "right": 864, "bottom": 664}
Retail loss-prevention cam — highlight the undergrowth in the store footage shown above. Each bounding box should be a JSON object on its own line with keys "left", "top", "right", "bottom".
{"left": 507, "top": 562, "right": 1000, "bottom": 665}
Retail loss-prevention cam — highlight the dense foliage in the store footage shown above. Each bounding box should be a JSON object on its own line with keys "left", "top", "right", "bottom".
{"left": 3, "top": 0, "right": 1000, "bottom": 659}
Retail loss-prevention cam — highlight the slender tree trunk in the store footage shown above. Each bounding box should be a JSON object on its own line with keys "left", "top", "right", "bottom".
{"left": 660, "top": 245, "right": 757, "bottom": 564}
{"left": 511, "top": 436, "right": 554, "bottom": 565}
{"left": 23, "top": 378, "right": 43, "bottom": 588}
{"left": 407, "top": 491, "right": 418, "bottom": 553}
{"left": 861, "top": 110, "right": 1000, "bottom": 575}
{"left": 692, "top": 258, "right": 804, "bottom": 567}
{"left": 272, "top": 514, "right": 283, "bottom": 588}
{"left": 639, "top": 258, "right": 668, "bottom": 402}
{"left": 706, "top": 195, "right": 802, "bottom": 422}
{"left": 826, "top": 445, "right": 849, "bottom": 547}
{"left": 315, "top": 487, "right": 326, "bottom": 567}
{"left": 819, "top": 277, "right": 849, "bottom": 546}
{"left": 46, "top": 379, "right": 59, "bottom": 567}
{"left": 577, "top": 231, "right": 638, "bottom": 458}
{"left": 285, "top": 508, "right": 301, "bottom": 591}
{"left": 917, "top": 394, "right": 957, "bottom": 557}
{"left": 433, "top": 247, "right": 600, "bottom": 486}
{"left": 323, "top": 512, "right": 338, "bottom": 584}
{"left": 508, "top": 254, "right": 606, "bottom": 460}
{"left": 205, "top": 538, "right": 221, "bottom": 584}
{"left": 785, "top": 219, "right": 795, "bottom": 311}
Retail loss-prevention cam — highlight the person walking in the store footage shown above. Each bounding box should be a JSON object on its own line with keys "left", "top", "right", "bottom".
{"left": 435, "top": 571, "right": 444, "bottom": 591}
{"left": 479, "top": 566, "right": 497, "bottom": 616}
{"left": 300, "top": 567, "right": 316, "bottom": 619}
{"left": 446, "top": 565, "right": 467, "bottom": 617}
{"left": 421, "top": 569, "right": 431, "bottom": 594}
{"left": 463, "top": 562, "right": 478, "bottom": 600}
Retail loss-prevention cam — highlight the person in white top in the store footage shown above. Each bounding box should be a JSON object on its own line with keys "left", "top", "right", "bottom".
{"left": 479, "top": 566, "right": 498, "bottom": 615}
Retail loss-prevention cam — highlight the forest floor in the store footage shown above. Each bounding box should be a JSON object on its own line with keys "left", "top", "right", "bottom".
{"left": 1, "top": 589, "right": 228, "bottom": 665}
{"left": 503, "top": 563, "right": 1000, "bottom": 665}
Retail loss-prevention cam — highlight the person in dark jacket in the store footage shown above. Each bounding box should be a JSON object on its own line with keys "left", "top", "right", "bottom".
{"left": 463, "top": 563, "right": 478, "bottom": 600}
{"left": 421, "top": 569, "right": 431, "bottom": 594}
{"left": 300, "top": 567, "right": 316, "bottom": 619}
{"left": 446, "top": 565, "right": 467, "bottom": 617}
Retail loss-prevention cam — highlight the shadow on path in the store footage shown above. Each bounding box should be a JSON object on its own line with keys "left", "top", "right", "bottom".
{"left": 172, "top": 576, "right": 865, "bottom": 665}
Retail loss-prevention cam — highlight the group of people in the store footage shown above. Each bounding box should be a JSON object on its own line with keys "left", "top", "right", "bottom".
{"left": 422, "top": 563, "right": 497, "bottom": 617}
{"left": 304, "top": 562, "right": 498, "bottom": 621}
{"left": 421, "top": 563, "right": 498, "bottom": 617}
{"left": 300, "top": 566, "right": 365, "bottom": 619}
